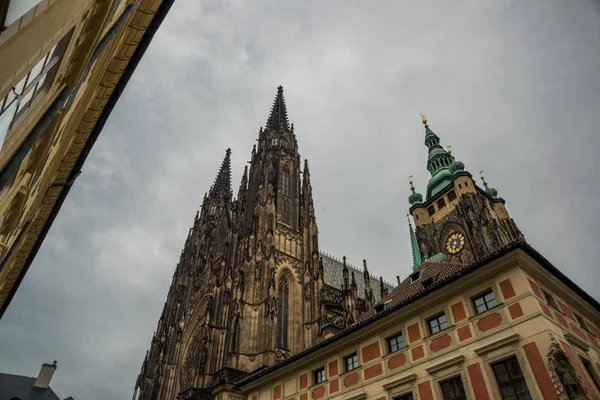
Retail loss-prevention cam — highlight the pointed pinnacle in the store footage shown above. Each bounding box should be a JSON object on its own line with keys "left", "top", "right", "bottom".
{"left": 266, "top": 85, "right": 290, "bottom": 132}
{"left": 209, "top": 148, "right": 232, "bottom": 200}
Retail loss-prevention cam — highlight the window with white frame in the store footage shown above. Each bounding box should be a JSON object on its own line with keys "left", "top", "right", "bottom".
{"left": 387, "top": 332, "right": 405, "bottom": 353}
{"left": 472, "top": 289, "right": 497, "bottom": 314}
{"left": 313, "top": 367, "right": 325, "bottom": 385}
{"left": 0, "top": 32, "right": 71, "bottom": 146}
{"left": 427, "top": 312, "right": 448, "bottom": 335}
{"left": 344, "top": 353, "right": 358, "bottom": 372}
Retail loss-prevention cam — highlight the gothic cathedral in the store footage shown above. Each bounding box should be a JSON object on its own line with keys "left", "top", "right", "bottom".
{"left": 134, "top": 87, "right": 391, "bottom": 400}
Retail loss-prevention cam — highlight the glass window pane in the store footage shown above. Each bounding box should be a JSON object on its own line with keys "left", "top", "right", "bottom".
{"left": 13, "top": 75, "right": 27, "bottom": 96}
{"left": 0, "top": 101, "right": 18, "bottom": 146}
{"left": 28, "top": 56, "right": 46, "bottom": 83}
{"left": 5, "top": 0, "right": 42, "bottom": 26}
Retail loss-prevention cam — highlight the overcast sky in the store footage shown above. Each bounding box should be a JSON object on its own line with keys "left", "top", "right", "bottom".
{"left": 1, "top": 0, "right": 599, "bottom": 398}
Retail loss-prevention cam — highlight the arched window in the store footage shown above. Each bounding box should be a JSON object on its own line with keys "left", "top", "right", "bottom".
{"left": 277, "top": 276, "right": 290, "bottom": 350}
{"left": 280, "top": 167, "right": 291, "bottom": 197}
{"left": 280, "top": 200, "right": 291, "bottom": 225}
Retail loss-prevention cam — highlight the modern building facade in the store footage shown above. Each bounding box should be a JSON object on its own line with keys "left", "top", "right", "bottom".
{"left": 0, "top": 0, "right": 176, "bottom": 317}
{"left": 135, "top": 89, "right": 600, "bottom": 400}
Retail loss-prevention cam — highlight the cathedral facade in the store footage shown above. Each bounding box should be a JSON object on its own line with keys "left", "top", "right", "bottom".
{"left": 134, "top": 88, "right": 600, "bottom": 400}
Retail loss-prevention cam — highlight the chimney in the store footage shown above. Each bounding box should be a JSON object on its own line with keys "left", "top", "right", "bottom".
{"left": 33, "top": 361, "right": 57, "bottom": 388}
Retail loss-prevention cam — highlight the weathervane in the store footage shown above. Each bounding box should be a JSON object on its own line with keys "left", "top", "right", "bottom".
{"left": 447, "top": 145, "right": 452, "bottom": 155}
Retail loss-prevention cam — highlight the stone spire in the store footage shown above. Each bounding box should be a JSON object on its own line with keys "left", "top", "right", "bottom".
{"left": 209, "top": 148, "right": 232, "bottom": 200}
{"left": 266, "top": 85, "right": 290, "bottom": 132}
{"left": 408, "top": 215, "right": 422, "bottom": 270}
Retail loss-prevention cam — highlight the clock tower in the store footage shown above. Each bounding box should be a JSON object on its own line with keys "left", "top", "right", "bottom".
{"left": 408, "top": 115, "right": 524, "bottom": 265}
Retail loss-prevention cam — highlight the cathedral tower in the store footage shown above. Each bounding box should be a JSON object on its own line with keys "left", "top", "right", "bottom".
{"left": 134, "top": 87, "right": 325, "bottom": 400}
{"left": 408, "top": 115, "right": 524, "bottom": 265}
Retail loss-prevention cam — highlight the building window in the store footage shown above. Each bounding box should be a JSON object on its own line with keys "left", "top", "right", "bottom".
{"left": 448, "top": 190, "right": 457, "bottom": 202}
{"left": 440, "top": 376, "right": 466, "bottom": 400}
{"left": 427, "top": 312, "right": 448, "bottom": 335}
{"left": 276, "top": 276, "right": 289, "bottom": 350}
{"left": 437, "top": 198, "right": 446, "bottom": 210}
{"left": 0, "top": 32, "right": 71, "bottom": 144}
{"left": 387, "top": 332, "right": 405, "bottom": 353}
{"left": 279, "top": 167, "right": 291, "bottom": 197}
{"left": 344, "top": 353, "right": 359, "bottom": 372}
{"left": 427, "top": 205, "right": 435, "bottom": 216}
{"left": 394, "top": 394, "right": 413, "bottom": 400}
{"left": 313, "top": 367, "right": 325, "bottom": 385}
{"left": 492, "top": 357, "right": 532, "bottom": 400}
{"left": 574, "top": 313, "right": 588, "bottom": 331}
{"left": 472, "top": 289, "right": 497, "bottom": 314}
{"left": 458, "top": 184, "right": 462, "bottom": 189}
{"left": 580, "top": 357, "right": 600, "bottom": 392}
{"left": 542, "top": 289, "right": 558, "bottom": 310}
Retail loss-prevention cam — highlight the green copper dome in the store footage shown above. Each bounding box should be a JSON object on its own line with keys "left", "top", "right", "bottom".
{"left": 408, "top": 182, "right": 423, "bottom": 205}
{"left": 481, "top": 177, "right": 499, "bottom": 199}
{"left": 449, "top": 159, "right": 465, "bottom": 174}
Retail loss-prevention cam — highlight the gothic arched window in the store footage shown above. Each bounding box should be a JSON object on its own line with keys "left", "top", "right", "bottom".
{"left": 277, "top": 276, "right": 290, "bottom": 350}
{"left": 280, "top": 167, "right": 291, "bottom": 197}
{"left": 280, "top": 200, "right": 291, "bottom": 225}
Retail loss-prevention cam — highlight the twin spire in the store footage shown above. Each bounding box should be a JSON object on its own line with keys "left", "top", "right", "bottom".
{"left": 208, "top": 86, "right": 291, "bottom": 202}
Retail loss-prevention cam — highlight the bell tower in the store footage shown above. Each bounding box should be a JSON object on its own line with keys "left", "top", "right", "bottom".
{"left": 408, "top": 115, "right": 524, "bottom": 265}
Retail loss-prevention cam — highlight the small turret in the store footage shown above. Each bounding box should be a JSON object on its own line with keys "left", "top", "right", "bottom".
{"left": 408, "top": 176, "right": 423, "bottom": 206}
{"left": 480, "top": 171, "right": 499, "bottom": 199}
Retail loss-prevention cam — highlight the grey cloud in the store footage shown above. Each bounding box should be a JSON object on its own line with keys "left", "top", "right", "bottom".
{"left": 1, "top": 0, "right": 599, "bottom": 398}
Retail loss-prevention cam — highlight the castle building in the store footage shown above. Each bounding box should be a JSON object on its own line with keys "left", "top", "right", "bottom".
{"left": 135, "top": 88, "right": 600, "bottom": 400}
{"left": 0, "top": 0, "right": 176, "bottom": 317}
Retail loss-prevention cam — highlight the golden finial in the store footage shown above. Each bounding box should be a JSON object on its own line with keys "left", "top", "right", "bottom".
{"left": 446, "top": 145, "right": 452, "bottom": 155}
{"left": 479, "top": 170, "right": 485, "bottom": 180}
{"left": 419, "top": 113, "right": 427, "bottom": 125}
{"left": 409, "top": 175, "right": 413, "bottom": 184}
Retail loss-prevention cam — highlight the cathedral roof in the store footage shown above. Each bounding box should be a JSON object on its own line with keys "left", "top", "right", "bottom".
{"left": 320, "top": 252, "right": 394, "bottom": 302}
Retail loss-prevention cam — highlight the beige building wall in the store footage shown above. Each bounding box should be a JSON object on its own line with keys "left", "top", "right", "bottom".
{"left": 232, "top": 249, "right": 600, "bottom": 400}
{"left": 0, "top": 0, "right": 172, "bottom": 317}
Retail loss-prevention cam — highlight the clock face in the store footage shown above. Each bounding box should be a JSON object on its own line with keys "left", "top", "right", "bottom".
{"left": 446, "top": 233, "right": 465, "bottom": 254}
